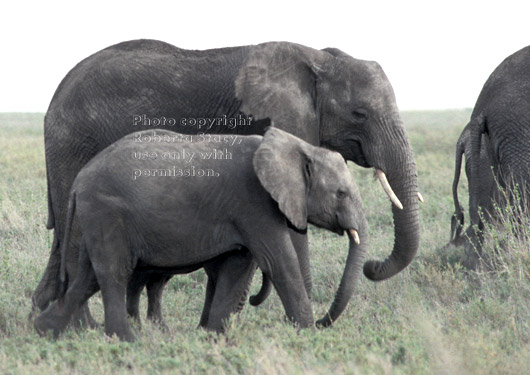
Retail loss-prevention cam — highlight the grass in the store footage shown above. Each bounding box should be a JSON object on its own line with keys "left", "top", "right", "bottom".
{"left": 1, "top": 109, "right": 530, "bottom": 374}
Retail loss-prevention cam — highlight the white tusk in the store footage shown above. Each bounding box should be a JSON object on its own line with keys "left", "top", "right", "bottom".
{"left": 418, "top": 192, "right": 424, "bottom": 203}
{"left": 376, "top": 169, "right": 403, "bottom": 210}
{"left": 349, "top": 229, "right": 360, "bottom": 245}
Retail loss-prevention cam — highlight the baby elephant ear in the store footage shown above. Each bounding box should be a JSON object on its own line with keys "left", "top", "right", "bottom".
{"left": 253, "top": 128, "right": 311, "bottom": 231}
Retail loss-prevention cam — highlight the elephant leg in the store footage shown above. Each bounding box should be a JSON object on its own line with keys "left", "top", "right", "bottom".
{"left": 288, "top": 230, "right": 312, "bottom": 301}
{"left": 71, "top": 304, "right": 99, "bottom": 330}
{"left": 34, "top": 248, "right": 99, "bottom": 339}
{"left": 31, "top": 231, "right": 61, "bottom": 313}
{"left": 96, "top": 271, "right": 133, "bottom": 342}
{"left": 126, "top": 270, "right": 150, "bottom": 322}
{"left": 202, "top": 251, "right": 256, "bottom": 333}
{"left": 250, "top": 231, "right": 310, "bottom": 307}
{"left": 463, "top": 225, "right": 484, "bottom": 269}
{"left": 34, "top": 227, "right": 98, "bottom": 329}
{"left": 249, "top": 234, "right": 314, "bottom": 328}
{"left": 146, "top": 274, "right": 172, "bottom": 325}
{"left": 87, "top": 232, "right": 135, "bottom": 342}
{"left": 63, "top": 232, "right": 99, "bottom": 330}
{"left": 199, "top": 272, "right": 217, "bottom": 328}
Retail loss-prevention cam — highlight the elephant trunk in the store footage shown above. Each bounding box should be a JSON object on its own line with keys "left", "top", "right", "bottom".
{"left": 316, "top": 226, "right": 367, "bottom": 327}
{"left": 363, "top": 122, "right": 420, "bottom": 281}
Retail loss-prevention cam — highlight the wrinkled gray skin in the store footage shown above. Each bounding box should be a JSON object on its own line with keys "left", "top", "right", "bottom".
{"left": 34, "top": 40, "right": 420, "bottom": 326}
{"left": 34, "top": 128, "right": 368, "bottom": 341}
{"left": 449, "top": 45, "right": 530, "bottom": 268}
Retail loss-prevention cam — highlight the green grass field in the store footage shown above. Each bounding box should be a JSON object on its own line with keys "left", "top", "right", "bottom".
{"left": 1, "top": 110, "right": 529, "bottom": 374}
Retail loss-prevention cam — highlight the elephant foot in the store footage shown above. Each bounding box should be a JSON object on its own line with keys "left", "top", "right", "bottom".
{"left": 34, "top": 303, "right": 70, "bottom": 339}
{"left": 127, "top": 307, "right": 141, "bottom": 322}
{"left": 201, "top": 321, "right": 227, "bottom": 335}
{"left": 104, "top": 329, "right": 136, "bottom": 343}
{"left": 146, "top": 303, "right": 169, "bottom": 330}
{"left": 71, "top": 305, "right": 99, "bottom": 330}
{"left": 283, "top": 315, "right": 315, "bottom": 330}
{"left": 112, "top": 330, "right": 136, "bottom": 343}
{"left": 30, "top": 281, "right": 61, "bottom": 322}
{"left": 148, "top": 316, "right": 169, "bottom": 332}
{"left": 463, "top": 245, "right": 482, "bottom": 270}
{"left": 463, "top": 256, "right": 479, "bottom": 270}
{"left": 105, "top": 323, "right": 136, "bottom": 342}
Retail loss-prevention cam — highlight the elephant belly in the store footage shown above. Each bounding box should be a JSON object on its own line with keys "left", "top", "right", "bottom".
{"left": 133, "top": 260, "right": 203, "bottom": 275}
{"left": 134, "top": 230, "right": 245, "bottom": 269}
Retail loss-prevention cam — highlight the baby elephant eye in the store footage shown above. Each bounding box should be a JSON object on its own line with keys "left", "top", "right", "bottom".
{"left": 352, "top": 110, "right": 368, "bottom": 124}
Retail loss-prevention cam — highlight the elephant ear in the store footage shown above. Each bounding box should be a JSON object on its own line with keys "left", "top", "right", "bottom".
{"left": 235, "top": 42, "right": 327, "bottom": 143}
{"left": 253, "top": 127, "right": 312, "bottom": 230}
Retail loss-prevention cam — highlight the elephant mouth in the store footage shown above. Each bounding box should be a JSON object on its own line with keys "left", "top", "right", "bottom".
{"left": 324, "top": 137, "right": 371, "bottom": 168}
{"left": 309, "top": 214, "right": 345, "bottom": 235}
{"left": 333, "top": 227, "right": 348, "bottom": 237}
{"left": 348, "top": 139, "right": 370, "bottom": 168}
{"left": 334, "top": 215, "right": 360, "bottom": 239}
{"left": 321, "top": 132, "right": 373, "bottom": 168}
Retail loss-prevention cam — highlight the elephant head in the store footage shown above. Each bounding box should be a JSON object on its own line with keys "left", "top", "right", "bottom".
{"left": 253, "top": 127, "right": 368, "bottom": 325}
{"left": 236, "top": 43, "right": 420, "bottom": 282}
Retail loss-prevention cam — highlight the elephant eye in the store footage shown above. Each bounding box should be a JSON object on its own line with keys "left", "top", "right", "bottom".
{"left": 337, "top": 189, "right": 348, "bottom": 199}
{"left": 352, "top": 110, "right": 368, "bottom": 124}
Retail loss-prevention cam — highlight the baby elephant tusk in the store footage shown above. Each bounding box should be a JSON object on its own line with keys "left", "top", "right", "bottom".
{"left": 349, "top": 229, "right": 360, "bottom": 245}
{"left": 418, "top": 192, "right": 424, "bottom": 203}
{"left": 376, "top": 169, "right": 403, "bottom": 210}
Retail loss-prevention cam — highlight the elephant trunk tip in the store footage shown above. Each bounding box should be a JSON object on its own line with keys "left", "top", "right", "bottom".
{"left": 363, "top": 259, "right": 390, "bottom": 281}
{"left": 363, "top": 252, "right": 416, "bottom": 281}
{"left": 315, "top": 314, "right": 333, "bottom": 329}
{"left": 248, "top": 272, "right": 272, "bottom": 306}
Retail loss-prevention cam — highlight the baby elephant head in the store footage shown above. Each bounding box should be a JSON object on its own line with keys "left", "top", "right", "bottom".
{"left": 253, "top": 127, "right": 364, "bottom": 235}
{"left": 253, "top": 127, "right": 367, "bottom": 326}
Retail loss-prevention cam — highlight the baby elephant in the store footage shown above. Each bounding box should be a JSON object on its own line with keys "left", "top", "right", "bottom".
{"left": 35, "top": 127, "right": 367, "bottom": 342}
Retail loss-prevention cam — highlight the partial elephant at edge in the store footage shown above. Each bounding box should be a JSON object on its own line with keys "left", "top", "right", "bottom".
{"left": 447, "top": 45, "right": 530, "bottom": 269}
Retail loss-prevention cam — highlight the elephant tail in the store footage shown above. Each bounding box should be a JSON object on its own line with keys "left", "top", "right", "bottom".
{"left": 450, "top": 131, "right": 466, "bottom": 241}
{"left": 45, "top": 167, "right": 55, "bottom": 230}
{"left": 249, "top": 272, "right": 273, "bottom": 306}
{"left": 59, "top": 190, "right": 77, "bottom": 287}
{"left": 468, "top": 114, "right": 487, "bottom": 229}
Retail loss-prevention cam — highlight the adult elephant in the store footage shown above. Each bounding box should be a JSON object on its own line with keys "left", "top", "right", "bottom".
{"left": 450, "top": 45, "right": 530, "bottom": 268}
{"left": 33, "top": 40, "right": 421, "bottom": 325}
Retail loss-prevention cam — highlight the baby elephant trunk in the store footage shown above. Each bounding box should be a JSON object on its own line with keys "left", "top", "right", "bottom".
{"left": 316, "top": 226, "right": 367, "bottom": 327}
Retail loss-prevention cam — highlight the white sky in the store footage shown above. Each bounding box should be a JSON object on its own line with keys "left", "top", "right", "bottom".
{"left": 1, "top": 0, "right": 529, "bottom": 112}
